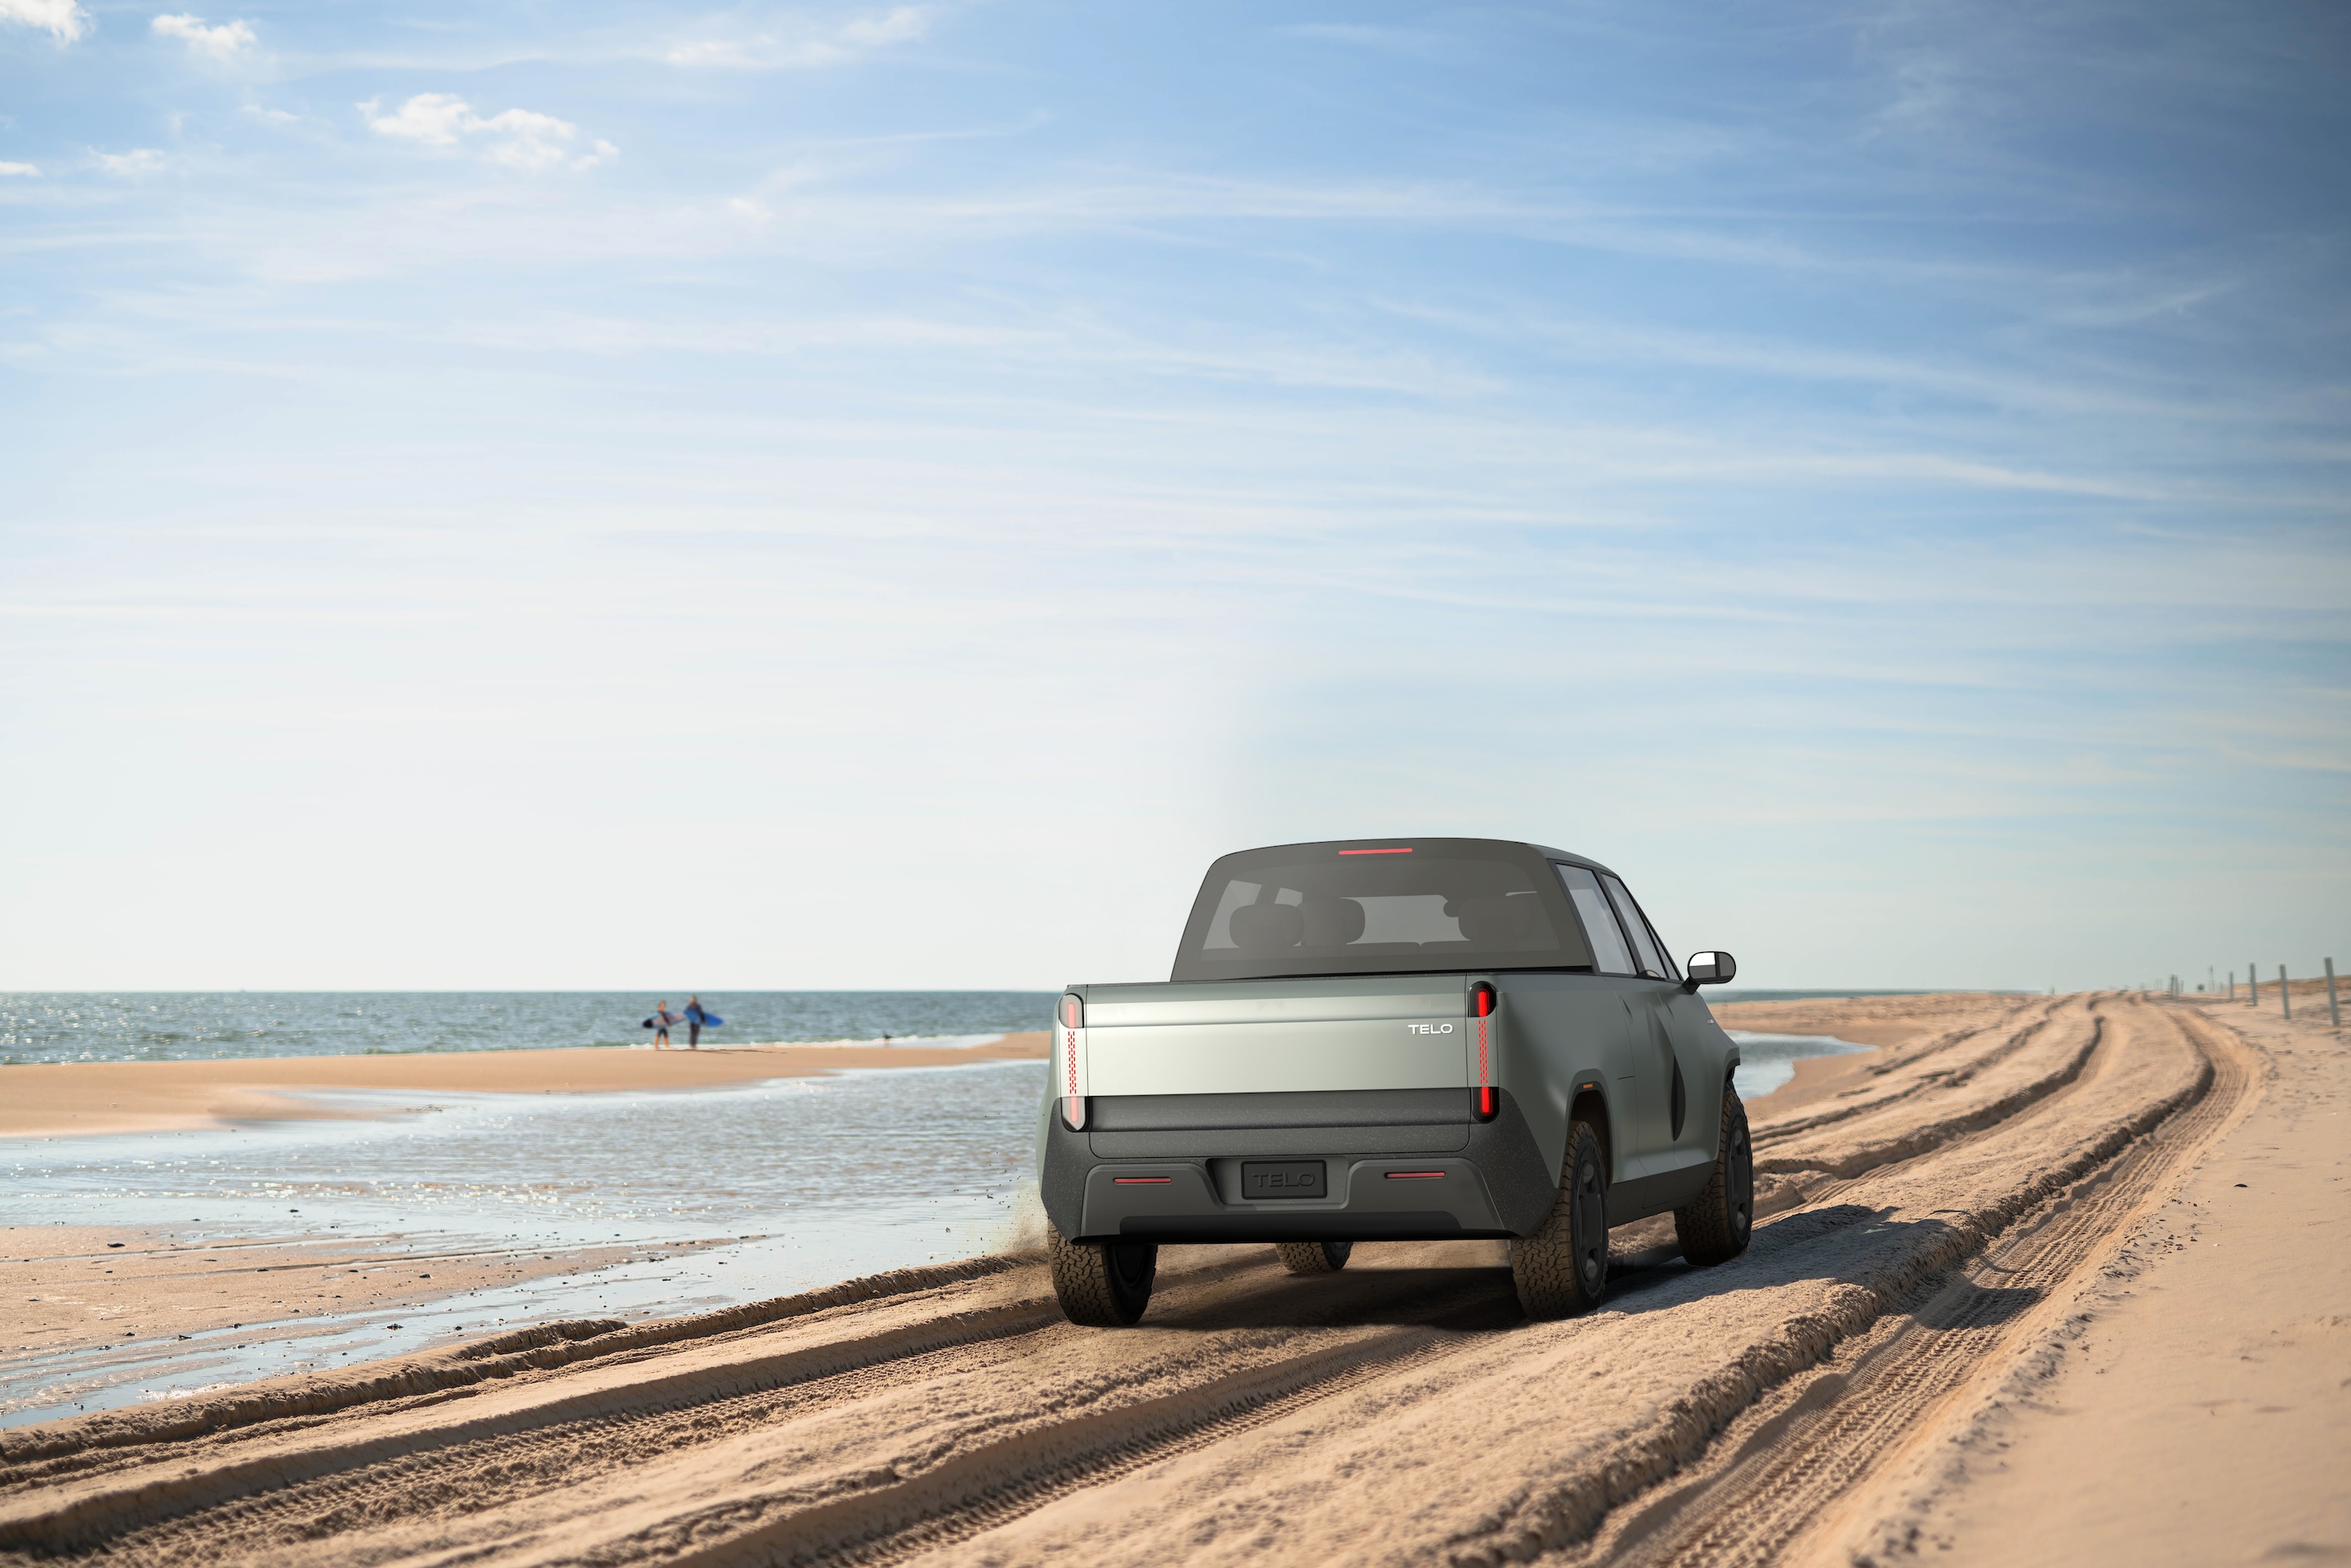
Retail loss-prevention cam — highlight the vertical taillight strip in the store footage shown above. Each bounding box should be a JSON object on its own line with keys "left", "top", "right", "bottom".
{"left": 1470, "top": 982, "right": 1499, "bottom": 1121}
{"left": 1060, "top": 991, "right": 1086, "bottom": 1129}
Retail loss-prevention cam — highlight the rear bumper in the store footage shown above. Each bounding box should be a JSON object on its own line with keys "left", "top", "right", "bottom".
{"left": 1039, "top": 1089, "right": 1559, "bottom": 1245}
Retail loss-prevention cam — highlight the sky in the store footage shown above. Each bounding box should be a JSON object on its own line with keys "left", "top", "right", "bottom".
{"left": 2, "top": 1, "right": 2346, "bottom": 995}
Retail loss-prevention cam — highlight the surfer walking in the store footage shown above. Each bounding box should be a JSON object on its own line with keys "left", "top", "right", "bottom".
{"left": 646, "top": 1000, "right": 683, "bottom": 1050}
{"left": 684, "top": 996, "right": 714, "bottom": 1050}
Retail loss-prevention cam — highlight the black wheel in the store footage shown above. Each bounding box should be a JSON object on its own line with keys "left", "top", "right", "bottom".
{"left": 1510, "top": 1118, "right": 1608, "bottom": 1319}
{"left": 1273, "top": 1241, "right": 1353, "bottom": 1275}
{"left": 1674, "top": 1088, "right": 1753, "bottom": 1266}
{"left": 1046, "top": 1221, "right": 1158, "bottom": 1326}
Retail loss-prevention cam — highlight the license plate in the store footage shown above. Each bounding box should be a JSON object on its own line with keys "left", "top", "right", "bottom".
{"left": 1242, "top": 1160, "right": 1327, "bottom": 1200}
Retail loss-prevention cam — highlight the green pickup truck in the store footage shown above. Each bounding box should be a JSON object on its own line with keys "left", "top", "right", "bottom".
{"left": 1037, "top": 836, "right": 1749, "bottom": 1325}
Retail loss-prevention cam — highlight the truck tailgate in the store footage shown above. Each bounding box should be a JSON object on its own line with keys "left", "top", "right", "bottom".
{"left": 1075, "top": 976, "right": 1472, "bottom": 1098}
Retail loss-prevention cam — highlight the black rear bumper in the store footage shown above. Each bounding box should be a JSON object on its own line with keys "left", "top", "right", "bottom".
{"left": 1040, "top": 1089, "right": 1559, "bottom": 1245}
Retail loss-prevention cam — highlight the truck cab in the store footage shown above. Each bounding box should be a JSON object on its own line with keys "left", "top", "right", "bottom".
{"left": 1038, "top": 837, "right": 1751, "bottom": 1325}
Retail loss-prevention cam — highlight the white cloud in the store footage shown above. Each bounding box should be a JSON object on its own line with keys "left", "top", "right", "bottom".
{"left": 95, "top": 148, "right": 168, "bottom": 176}
{"left": 151, "top": 12, "right": 257, "bottom": 60}
{"left": 667, "top": 4, "right": 930, "bottom": 68}
{"left": 0, "top": 161, "right": 39, "bottom": 176}
{"left": 0, "top": 0, "right": 88, "bottom": 42}
{"left": 362, "top": 93, "right": 617, "bottom": 173}
{"left": 241, "top": 104, "right": 299, "bottom": 126}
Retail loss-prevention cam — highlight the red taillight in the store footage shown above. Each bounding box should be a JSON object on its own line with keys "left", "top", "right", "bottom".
{"left": 1470, "top": 982, "right": 1498, "bottom": 1120}
{"left": 1059, "top": 993, "right": 1084, "bottom": 1129}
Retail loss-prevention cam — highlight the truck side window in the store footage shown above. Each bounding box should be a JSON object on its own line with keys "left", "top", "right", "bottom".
{"left": 1555, "top": 866, "right": 1637, "bottom": 976}
{"left": 1600, "top": 872, "right": 1675, "bottom": 982}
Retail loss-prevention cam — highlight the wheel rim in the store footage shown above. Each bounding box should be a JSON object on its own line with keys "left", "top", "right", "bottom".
{"left": 1109, "top": 1243, "right": 1153, "bottom": 1296}
{"left": 1729, "top": 1116, "right": 1753, "bottom": 1241}
{"left": 1574, "top": 1152, "right": 1607, "bottom": 1291}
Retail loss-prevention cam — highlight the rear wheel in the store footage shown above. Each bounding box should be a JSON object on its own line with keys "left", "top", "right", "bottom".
{"left": 1510, "top": 1118, "right": 1609, "bottom": 1319}
{"left": 1674, "top": 1088, "right": 1753, "bottom": 1266}
{"left": 1274, "top": 1241, "right": 1353, "bottom": 1275}
{"left": 1046, "top": 1221, "right": 1158, "bottom": 1326}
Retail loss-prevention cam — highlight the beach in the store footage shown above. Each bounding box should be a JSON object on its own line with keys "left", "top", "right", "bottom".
{"left": 5, "top": 989, "right": 2335, "bottom": 1564}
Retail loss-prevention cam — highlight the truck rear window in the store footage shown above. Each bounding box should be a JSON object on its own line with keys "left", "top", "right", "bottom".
{"left": 1171, "top": 840, "right": 1599, "bottom": 982}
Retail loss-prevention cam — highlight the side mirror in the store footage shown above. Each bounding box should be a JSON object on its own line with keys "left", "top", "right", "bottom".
{"left": 1683, "top": 951, "right": 1736, "bottom": 992}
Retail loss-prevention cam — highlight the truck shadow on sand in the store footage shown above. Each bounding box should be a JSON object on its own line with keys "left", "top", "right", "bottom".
{"left": 1146, "top": 1204, "right": 1992, "bottom": 1335}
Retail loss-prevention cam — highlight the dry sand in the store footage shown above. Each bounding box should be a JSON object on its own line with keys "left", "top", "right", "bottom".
{"left": 0, "top": 1032, "right": 1051, "bottom": 1139}
{"left": 1, "top": 993, "right": 2339, "bottom": 1566}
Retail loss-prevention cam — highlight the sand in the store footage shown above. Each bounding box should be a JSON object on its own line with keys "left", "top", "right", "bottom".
{"left": 1816, "top": 994, "right": 2350, "bottom": 1567}
{"left": 0, "top": 993, "right": 2335, "bottom": 1566}
{"left": 3, "top": 1227, "right": 648, "bottom": 1362}
{"left": 0, "top": 1032, "right": 1051, "bottom": 1139}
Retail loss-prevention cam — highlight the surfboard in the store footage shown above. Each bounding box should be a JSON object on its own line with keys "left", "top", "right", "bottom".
{"left": 700, "top": 1013, "right": 724, "bottom": 1027}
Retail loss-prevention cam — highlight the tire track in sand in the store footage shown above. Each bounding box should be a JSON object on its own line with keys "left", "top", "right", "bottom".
{"left": 37, "top": 1256, "right": 1523, "bottom": 1565}
{"left": 1552, "top": 1000, "right": 2254, "bottom": 1568}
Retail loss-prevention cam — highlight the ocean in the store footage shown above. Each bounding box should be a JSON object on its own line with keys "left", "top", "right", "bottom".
{"left": 0, "top": 991, "right": 1060, "bottom": 1065}
{"left": 0, "top": 987, "right": 1920, "bottom": 1067}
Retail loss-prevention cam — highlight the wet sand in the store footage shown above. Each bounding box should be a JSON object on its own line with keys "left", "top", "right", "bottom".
{"left": 4, "top": 1227, "right": 649, "bottom": 1362}
{"left": 0, "top": 1032, "right": 1050, "bottom": 1139}
{"left": 6, "top": 990, "right": 2336, "bottom": 1566}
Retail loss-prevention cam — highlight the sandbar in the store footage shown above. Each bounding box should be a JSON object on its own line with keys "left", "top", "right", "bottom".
{"left": 0, "top": 1032, "right": 1050, "bottom": 1140}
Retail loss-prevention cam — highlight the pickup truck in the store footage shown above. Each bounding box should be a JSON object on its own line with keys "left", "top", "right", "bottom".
{"left": 1037, "top": 836, "right": 1748, "bottom": 1325}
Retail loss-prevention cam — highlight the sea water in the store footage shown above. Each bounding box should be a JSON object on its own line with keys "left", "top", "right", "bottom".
{"left": 0, "top": 991, "right": 1059, "bottom": 1064}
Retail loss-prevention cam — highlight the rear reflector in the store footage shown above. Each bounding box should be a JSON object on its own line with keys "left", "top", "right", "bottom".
{"left": 1470, "top": 981, "right": 1497, "bottom": 1018}
{"left": 1059, "top": 993, "right": 1083, "bottom": 1029}
{"left": 1113, "top": 1176, "right": 1171, "bottom": 1185}
{"left": 1474, "top": 1085, "right": 1499, "bottom": 1121}
{"left": 1385, "top": 1171, "right": 1446, "bottom": 1180}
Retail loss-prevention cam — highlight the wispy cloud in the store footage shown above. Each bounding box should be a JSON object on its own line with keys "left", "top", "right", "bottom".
{"left": 0, "top": 161, "right": 40, "bottom": 176}
{"left": 362, "top": 94, "right": 617, "bottom": 172}
{"left": 93, "top": 148, "right": 169, "bottom": 176}
{"left": 151, "top": 11, "right": 257, "bottom": 60}
{"left": 665, "top": 4, "right": 930, "bottom": 68}
{"left": 0, "top": 0, "right": 86, "bottom": 42}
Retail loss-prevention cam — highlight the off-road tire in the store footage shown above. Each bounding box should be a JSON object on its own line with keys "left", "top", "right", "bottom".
{"left": 1274, "top": 1241, "right": 1353, "bottom": 1275}
{"left": 1510, "top": 1118, "right": 1609, "bottom": 1319}
{"left": 1674, "top": 1088, "right": 1753, "bottom": 1266}
{"left": 1046, "top": 1221, "right": 1158, "bottom": 1326}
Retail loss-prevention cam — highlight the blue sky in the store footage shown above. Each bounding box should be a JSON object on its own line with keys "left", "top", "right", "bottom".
{"left": 2, "top": 1, "right": 2345, "bottom": 993}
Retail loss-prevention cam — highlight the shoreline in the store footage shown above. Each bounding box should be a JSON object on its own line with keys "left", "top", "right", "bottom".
{"left": 0, "top": 1032, "right": 1051, "bottom": 1140}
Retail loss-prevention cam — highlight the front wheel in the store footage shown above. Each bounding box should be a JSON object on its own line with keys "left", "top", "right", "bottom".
{"left": 1674, "top": 1088, "right": 1753, "bottom": 1266}
{"left": 1510, "top": 1118, "right": 1609, "bottom": 1319}
{"left": 1274, "top": 1241, "right": 1352, "bottom": 1275}
{"left": 1046, "top": 1221, "right": 1158, "bottom": 1326}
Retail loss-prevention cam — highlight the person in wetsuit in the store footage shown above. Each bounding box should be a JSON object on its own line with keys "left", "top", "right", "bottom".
{"left": 648, "top": 1000, "right": 682, "bottom": 1049}
{"left": 684, "top": 996, "right": 712, "bottom": 1049}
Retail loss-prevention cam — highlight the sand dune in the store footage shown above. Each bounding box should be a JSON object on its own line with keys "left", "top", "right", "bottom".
{"left": 2, "top": 994, "right": 2340, "bottom": 1566}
